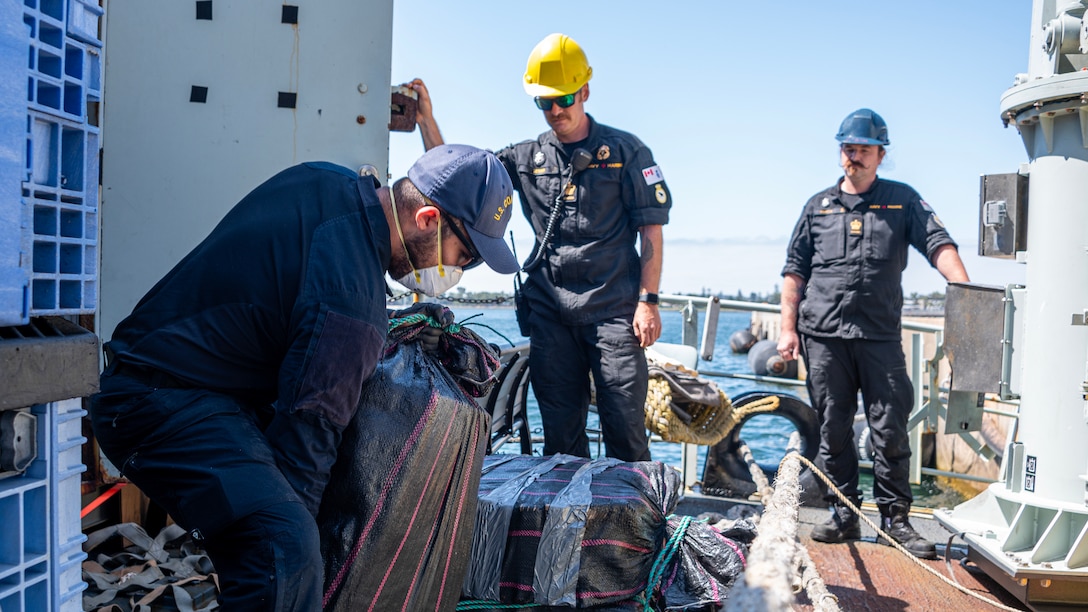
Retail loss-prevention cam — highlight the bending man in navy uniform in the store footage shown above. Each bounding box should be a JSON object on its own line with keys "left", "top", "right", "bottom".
{"left": 89, "top": 145, "right": 518, "bottom": 611}
{"left": 777, "top": 109, "right": 969, "bottom": 559}
{"left": 407, "top": 33, "right": 671, "bottom": 462}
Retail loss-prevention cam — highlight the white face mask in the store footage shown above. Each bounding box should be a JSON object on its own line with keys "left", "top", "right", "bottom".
{"left": 390, "top": 187, "right": 463, "bottom": 297}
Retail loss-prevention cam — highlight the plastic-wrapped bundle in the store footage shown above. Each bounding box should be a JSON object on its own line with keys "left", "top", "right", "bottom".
{"left": 463, "top": 454, "right": 681, "bottom": 608}
{"left": 318, "top": 319, "right": 498, "bottom": 611}
{"left": 656, "top": 515, "right": 756, "bottom": 611}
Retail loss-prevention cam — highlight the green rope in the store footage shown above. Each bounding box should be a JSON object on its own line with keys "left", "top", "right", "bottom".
{"left": 637, "top": 514, "right": 692, "bottom": 610}
{"left": 457, "top": 514, "right": 694, "bottom": 612}
{"left": 388, "top": 313, "right": 462, "bottom": 333}
{"left": 455, "top": 600, "right": 537, "bottom": 610}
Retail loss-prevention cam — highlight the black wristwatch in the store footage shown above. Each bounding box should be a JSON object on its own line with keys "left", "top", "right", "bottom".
{"left": 638, "top": 292, "right": 659, "bottom": 305}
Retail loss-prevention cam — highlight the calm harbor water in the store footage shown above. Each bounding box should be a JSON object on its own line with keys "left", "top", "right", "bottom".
{"left": 448, "top": 304, "right": 956, "bottom": 507}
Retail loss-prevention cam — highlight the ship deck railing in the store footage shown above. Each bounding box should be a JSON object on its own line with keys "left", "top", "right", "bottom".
{"left": 655, "top": 293, "right": 1016, "bottom": 493}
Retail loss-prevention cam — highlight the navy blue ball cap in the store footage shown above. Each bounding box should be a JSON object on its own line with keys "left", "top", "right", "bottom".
{"left": 408, "top": 144, "right": 519, "bottom": 274}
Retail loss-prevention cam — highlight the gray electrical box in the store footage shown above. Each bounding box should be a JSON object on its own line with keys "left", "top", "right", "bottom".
{"left": 978, "top": 172, "right": 1028, "bottom": 259}
{"left": 945, "top": 390, "right": 986, "bottom": 434}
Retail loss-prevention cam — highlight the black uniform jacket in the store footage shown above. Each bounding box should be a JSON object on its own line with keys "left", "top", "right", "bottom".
{"left": 107, "top": 162, "right": 391, "bottom": 512}
{"left": 498, "top": 115, "right": 671, "bottom": 326}
{"left": 782, "top": 177, "right": 956, "bottom": 341}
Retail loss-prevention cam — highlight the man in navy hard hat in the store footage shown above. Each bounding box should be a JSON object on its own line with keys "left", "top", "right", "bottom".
{"left": 777, "top": 109, "right": 969, "bottom": 559}
{"left": 405, "top": 33, "right": 671, "bottom": 463}
{"left": 89, "top": 145, "right": 518, "bottom": 610}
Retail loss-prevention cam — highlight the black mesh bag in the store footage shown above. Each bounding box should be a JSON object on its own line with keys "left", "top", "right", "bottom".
{"left": 656, "top": 515, "right": 756, "bottom": 610}
{"left": 318, "top": 317, "right": 499, "bottom": 611}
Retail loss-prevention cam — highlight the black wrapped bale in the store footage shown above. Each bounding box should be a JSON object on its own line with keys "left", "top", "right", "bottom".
{"left": 318, "top": 321, "right": 497, "bottom": 611}
{"left": 463, "top": 454, "right": 681, "bottom": 608}
{"left": 657, "top": 515, "right": 756, "bottom": 611}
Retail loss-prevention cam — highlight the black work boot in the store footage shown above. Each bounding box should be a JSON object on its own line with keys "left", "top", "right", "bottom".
{"left": 877, "top": 502, "right": 937, "bottom": 559}
{"left": 810, "top": 498, "right": 862, "bottom": 543}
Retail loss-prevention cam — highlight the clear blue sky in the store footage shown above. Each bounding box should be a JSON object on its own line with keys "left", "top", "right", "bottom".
{"left": 388, "top": 0, "right": 1033, "bottom": 296}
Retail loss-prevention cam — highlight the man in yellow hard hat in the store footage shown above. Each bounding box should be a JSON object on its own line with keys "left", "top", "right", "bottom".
{"left": 408, "top": 33, "right": 671, "bottom": 461}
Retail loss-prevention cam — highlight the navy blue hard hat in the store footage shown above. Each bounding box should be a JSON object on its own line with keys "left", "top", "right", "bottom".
{"left": 835, "top": 108, "right": 889, "bottom": 146}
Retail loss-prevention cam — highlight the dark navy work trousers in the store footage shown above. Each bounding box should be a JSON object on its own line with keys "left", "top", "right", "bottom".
{"left": 801, "top": 336, "right": 915, "bottom": 508}
{"left": 89, "top": 366, "right": 322, "bottom": 611}
{"left": 528, "top": 311, "right": 651, "bottom": 462}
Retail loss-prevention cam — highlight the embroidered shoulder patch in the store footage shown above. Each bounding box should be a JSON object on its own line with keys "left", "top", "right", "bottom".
{"left": 641, "top": 165, "right": 665, "bottom": 185}
{"left": 655, "top": 184, "right": 667, "bottom": 204}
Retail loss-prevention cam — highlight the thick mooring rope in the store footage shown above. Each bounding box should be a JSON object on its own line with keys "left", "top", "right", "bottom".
{"left": 645, "top": 382, "right": 781, "bottom": 447}
{"left": 794, "top": 542, "right": 840, "bottom": 612}
{"left": 734, "top": 438, "right": 841, "bottom": 611}
{"left": 726, "top": 432, "right": 820, "bottom": 611}
{"left": 737, "top": 442, "right": 773, "bottom": 501}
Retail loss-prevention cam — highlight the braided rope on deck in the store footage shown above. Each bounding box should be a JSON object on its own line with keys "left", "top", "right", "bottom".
{"left": 734, "top": 442, "right": 842, "bottom": 611}
{"left": 726, "top": 432, "right": 831, "bottom": 611}
{"left": 738, "top": 442, "right": 773, "bottom": 501}
{"left": 644, "top": 379, "right": 780, "bottom": 446}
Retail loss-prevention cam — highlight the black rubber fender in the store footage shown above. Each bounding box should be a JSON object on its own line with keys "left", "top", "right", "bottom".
{"left": 701, "top": 391, "right": 824, "bottom": 506}
{"left": 746, "top": 340, "right": 778, "bottom": 375}
{"left": 746, "top": 340, "right": 799, "bottom": 379}
{"left": 729, "top": 329, "right": 757, "bottom": 353}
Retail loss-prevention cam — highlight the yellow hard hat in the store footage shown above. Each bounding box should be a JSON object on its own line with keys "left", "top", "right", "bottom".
{"left": 523, "top": 33, "right": 593, "bottom": 97}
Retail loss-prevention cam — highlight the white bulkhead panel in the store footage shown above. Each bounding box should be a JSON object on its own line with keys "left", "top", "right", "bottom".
{"left": 100, "top": 1, "right": 394, "bottom": 339}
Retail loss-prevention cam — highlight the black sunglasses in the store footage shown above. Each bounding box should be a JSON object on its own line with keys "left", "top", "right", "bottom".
{"left": 533, "top": 92, "right": 577, "bottom": 111}
{"left": 442, "top": 213, "right": 483, "bottom": 270}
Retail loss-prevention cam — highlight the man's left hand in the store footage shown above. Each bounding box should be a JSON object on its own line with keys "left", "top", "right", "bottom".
{"left": 633, "top": 302, "right": 662, "bottom": 348}
{"left": 391, "top": 303, "right": 454, "bottom": 353}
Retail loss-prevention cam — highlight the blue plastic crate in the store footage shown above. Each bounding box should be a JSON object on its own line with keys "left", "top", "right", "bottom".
{"left": 0, "top": 404, "right": 51, "bottom": 612}
{"left": 23, "top": 4, "right": 101, "bottom": 123}
{"left": 66, "top": 0, "right": 103, "bottom": 48}
{"left": 7, "top": 1, "right": 103, "bottom": 322}
{"left": 0, "top": 399, "right": 90, "bottom": 611}
{"left": 25, "top": 110, "right": 98, "bottom": 315}
{"left": 1, "top": 0, "right": 30, "bottom": 325}
{"left": 50, "top": 399, "right": 87, "bottom": 611}
{"left": 51, "top": 399, "right": 86, "bottom": 551}
{"left": 53, "top": 547, "right": 84, "bottom": 611}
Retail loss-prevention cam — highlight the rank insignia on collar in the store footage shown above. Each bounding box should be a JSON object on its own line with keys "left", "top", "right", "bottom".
{"left": 596, "top": 145, "right": 610, "bottom": 161}
{"left": 533, "top": 151, "right": 545, "bottom": 167}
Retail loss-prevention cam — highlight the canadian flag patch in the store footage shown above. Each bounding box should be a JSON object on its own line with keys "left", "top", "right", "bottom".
{"left": 641, "top": 165, "right": 664, "bottom": 185}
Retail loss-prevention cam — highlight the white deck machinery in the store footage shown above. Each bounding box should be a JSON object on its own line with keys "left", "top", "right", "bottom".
{"left": 933, "top": 0, "right": 1088, "bottom": 608}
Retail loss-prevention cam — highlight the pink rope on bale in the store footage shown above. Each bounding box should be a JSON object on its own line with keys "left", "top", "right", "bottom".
{"left": 322, "top": 390, "right": 440, "bottom": 606}
{"left": 435, "top": 416, "right": 482, "bottom": 611}
{"left": 369, "top": 388, "right": 457, "bottom": 612}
